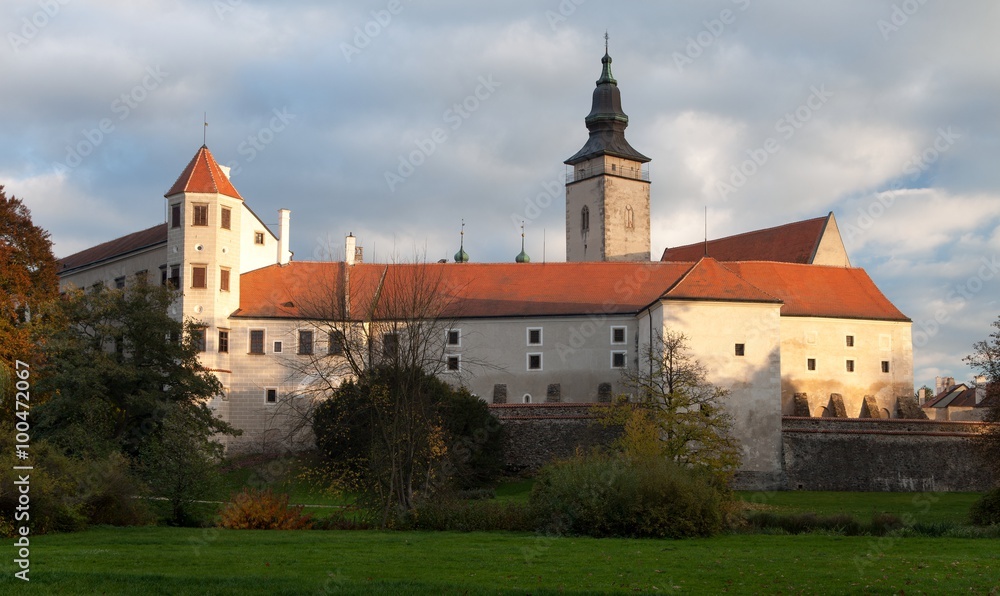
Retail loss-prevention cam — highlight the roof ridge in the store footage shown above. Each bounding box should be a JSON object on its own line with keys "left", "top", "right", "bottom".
{"left": 667, "top": 214, "right": 828, "bottom": 253}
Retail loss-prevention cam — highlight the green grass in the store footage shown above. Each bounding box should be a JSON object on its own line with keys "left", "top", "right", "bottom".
{"left": 3, "top": 526, "right": 1000, "bottom": 594}
{"left": 738, "top": 490, "right": 981, "bottom": 525}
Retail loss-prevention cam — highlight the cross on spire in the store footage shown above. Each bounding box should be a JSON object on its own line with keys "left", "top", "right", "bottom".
{"left": 604, "top": 31, "right": 609, "bottom": 54}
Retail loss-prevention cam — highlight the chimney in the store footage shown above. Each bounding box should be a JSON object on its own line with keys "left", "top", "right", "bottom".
{"left": 975, "top": 375, "right": 987, "bottom": 404}
{"left": 277, "top": 209, "right": 291, "bottom": 266}
{"left": 218, "top": 164, "right": 232, "bottom": 180}
{"left": 345, "top": 233, "right": 356, "bottom": 266}
{"left": 935, "top": 376, "right": 955, "bottom": 396}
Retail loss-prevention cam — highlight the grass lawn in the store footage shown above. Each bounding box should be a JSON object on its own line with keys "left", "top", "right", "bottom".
{"left": 3, "top": 526, "right": 999, "bottom": 594}
{"left": 737, "top": 490, "right": 982, "bottom": 525}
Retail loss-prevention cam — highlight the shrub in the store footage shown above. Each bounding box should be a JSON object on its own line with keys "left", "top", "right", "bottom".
{"left": 218, "top": 488, "right": 313, "bottom": 530}
{"left": 77, "top": 452, "right": 154, "bottom": 527}
{"left": 529, "top": 452, "right": 728, "bottom": 538}
{"left": 969, "top": 487, "right": 1000, "bottom": 526}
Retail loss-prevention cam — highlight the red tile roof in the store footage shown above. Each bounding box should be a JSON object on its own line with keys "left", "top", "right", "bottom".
{"left": 726, "top": 261, "right": 909, "bottom": 321}
{"left": 235, "top": 259, "right": 907, "bottom": 323}
{"left": 164, "top": 145, "right": 243, "bottom": 200}
{"left": 58, "top": 223, "right": 167, "bottom": 274}
{"left": 924, "top": 383, "right": 998, "bottom": 409}
{"left": 661, "top": 215, "right": 828, "bottom": 263}
{"left": 662, "top": 257, "right": 779, "bottom": 304}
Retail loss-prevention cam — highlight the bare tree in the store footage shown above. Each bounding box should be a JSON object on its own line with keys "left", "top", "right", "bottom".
{"left": 965, "top": 315, "right": 1000, "bottom": 478}
{"left": 606, "top": 329, "right": 741, "bottom": 482}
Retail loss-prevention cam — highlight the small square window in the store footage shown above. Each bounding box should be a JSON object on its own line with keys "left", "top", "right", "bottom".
{"left": 807, "top": 358, "right": 816, "bottom": 371}
{"left": 447, "top": 329, "right": 460, "bottom": 346}
{"left": 881, "top": 361, "right": 890, "bottom": 373}
{"left": 846, "top": 360, "right": 855, "bottom": 373}
{"left": 249, "top": 330, "right": 265, "bottom": 354}
{"left": 446, "top": 355, "right": 460, "bottom": 372}
{"left": 254, "top": 231, "right": 265, "bottom": 245}
{"left": 170, "top": 204, "right": 181, "bottom": 228}
{"left": 265, "top": 388, "right": 277, "bottom": 404}
{"left": 220, "top": 268, "right": 230, "bottom": 292}
{"left": 114, "top": 276, "right": 125, "bottom": 289}
{"left": 846, "top": 335, "right": 855, "bottom": 347}
{"left": 611, "top": 326, "right": 626, "bottom": 344}
{"left": 191, "top": 266, "right": 207, "bottom": 289}
{"left": 735, "top": 343, "right": 745, "bottom": 357}
{"left": 328, "top": 330, "right": 345, "bottom": 355}
{"left": 298, "top": 330, "right": 314, "bottom": 355}
{"left": 193, "top": 204, "right": 208, "bottom": 226}
{"left": 611, "top": 351, "right": 626, "bottom": 368}
{"left": 221, "top": 207, "right": 231, "bottom": 230}
{"left": 191, "top": 328, "right": 206, "bottom": 353}
{"left": 527, "top": 328, "right": 542, "bottom": 346}
{"left": 218, "top": 330, "right": 229, "bottom": 353}
{"left": 527, "top": 353, "right": 542, "bottom": 370}
{"left": 273, "top": 340, "right": 283, "bottom": 354}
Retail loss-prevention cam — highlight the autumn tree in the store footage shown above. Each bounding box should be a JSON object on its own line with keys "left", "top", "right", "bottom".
{"left": 605, "top": 329, "right": 741, "bottom": 483}
{"left": 965, "top": 315, "right": 1000, "bottom": 480}
{"left": 0, "top": 186, "right": 60, "bottom": 413}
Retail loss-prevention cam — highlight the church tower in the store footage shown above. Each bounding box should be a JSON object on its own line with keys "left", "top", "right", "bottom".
{"left": 565, "top": 44, "right": 651, "bottom": 262}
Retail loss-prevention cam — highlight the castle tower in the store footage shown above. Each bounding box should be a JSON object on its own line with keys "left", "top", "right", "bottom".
{"left": 163, "top": 145, "right": 246, "bottom": 374}
{"left": 565, "top": 45, "right": 651, "bottom": 262}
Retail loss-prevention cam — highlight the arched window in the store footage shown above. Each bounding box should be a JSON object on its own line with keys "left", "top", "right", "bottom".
{"left": 581, "top": 206, "right": 590, "bottom": 232}
{"left": 625, "top": 205, "right": 634, "bottom": 229}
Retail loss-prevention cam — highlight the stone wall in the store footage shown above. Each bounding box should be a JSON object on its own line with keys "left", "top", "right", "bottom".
{"left": 489, "top": 403, "right": 620, "bottom": 474}
{"left": 782, "top": 417, "right": 999, "bottom": 491}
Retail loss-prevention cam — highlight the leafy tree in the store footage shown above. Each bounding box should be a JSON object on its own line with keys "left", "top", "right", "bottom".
{"left": 965, "top": 315, "right": 1000, "bottom": 480}
{"left": 604, "top": 329, "right": 741, "bottom": 483}
{"left": 0, "top": 186, "right": 60, "bottom": 414}
{"left": 35, "top": 281, "right": 237, "bottom": 459}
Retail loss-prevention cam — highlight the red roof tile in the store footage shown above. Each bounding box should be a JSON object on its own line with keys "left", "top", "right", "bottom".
{"left": 662, "top": 257, "right": 779, "bottom": 304}
{"left": 726, "top": 261, "right": 909, "bottom": 321}
{"left": 164, "top": 145, "right": 243, "bottom": 200}
{"left": 58, "top": 223, "right": 167, "bottom": 273}
{"left": 661, "top": 215, "right": 828, "bottom": 263}
{"left": 235, "top": 259, "right": 907, "bottom": 323}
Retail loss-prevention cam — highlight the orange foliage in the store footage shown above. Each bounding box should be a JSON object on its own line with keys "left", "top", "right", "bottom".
{"left": 218, "top": 488, "right": 313, "bottom": 530}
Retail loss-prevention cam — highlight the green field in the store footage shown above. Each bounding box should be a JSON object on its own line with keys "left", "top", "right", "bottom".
{"left": 3, "top": 526, "right": 999, "bottom": 594}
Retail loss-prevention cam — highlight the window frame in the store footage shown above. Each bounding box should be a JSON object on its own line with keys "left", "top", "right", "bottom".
{"left": 446, "top": 354, "right": 461, "bottom": 372}
{"left": 273, "top": 340, "right": 283, "bottom": 354}
{"left": 610, "top": 326, "right": 627, "bottom": 345}
{"left": 446, "top": 329, "right": 461, "bottom": 347}
{"left": 218, "top": 329, "right": 229, "bottom": 353}
{"left": 527, "top": 352, "right": 542, "bottom": 371}
{"left": 190, "top": 327, "right": 206, "bottom": 353}
{"left": 170, "top": 203, "right": 181, "bottom": 228}
{"left": 807, "top": 358, "right": 816, "bottom": 372}
{"left": 265, "top": 388, "right": 278, "bottom": 404}
{"left": 846, "top": 335, "right": 855, "bottom": 348}
{"left": 220, "top": 267, "right": 230, "bottom": 292}
{"left": 191, "top": 265, "right": 207, "bottom": 289}
{"left": 735, "top": 343, "right": 745, "bottom": 357}
{"left": 611, "top": 350, "right": 627, "bottom": 369}
{"left": 846, "top": 359, "right": 855, "bottom": 373}
{"left": 220, "top": 206, "right": 231, "bottom": 230}
{"left": 382, "top": 332, "right": 399, "bottom": 360}
{"left": 249, "top": 329, "right": 265, "bottom": 355}
{"left": 192, "top": 204, "right": 209, "bottom": 227}
{"left": 298, "top": 329, "right": 314, "bottom": 355}
{"left": 527, "top": 327, "right": 543, "bottom": 346}
{"left": 881, "top": 360, "right": 890, "bottom": 374}
{"left": 254, "top": 231, "right": 265, "bottom": 245}
{"left": 328, "top": 329, "right": 345, "bottom": 356}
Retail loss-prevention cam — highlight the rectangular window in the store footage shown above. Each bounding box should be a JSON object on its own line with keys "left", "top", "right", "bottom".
{"left": 527, "top": 327, "right": 542, "bottom": 346}
{"left": 807, "top": 358, "right": 816, "bottom": 371}
{"left": 446, "top": 355, "right": 460, "bottom": 372}
{"left": 171, "top": 203, "right": 181, "bottom": 228}
{"left": 265, "top": 388, "right": 277, "bottom": 404}
{"left": 192, "top": 266, "right": 207, "bottom": 289}
{"left": 193, "top": 204, "right": 208, "bottom": 226}
{"left": 298, "top": 330, "right": 314, "bottom": 355}
{"left": 114, "top": 276, "right": 125, "bottom": 289}
{"left": 611, "top": 326, "right": 626, "bottom": 344}
{"left": 446, "top": 329, "right": 460, "bottom": 347}
{"left": 383, "top": 333, "right": 399, "bottom": 359}
{"left": 735, "top": 343, "right": 745, "bottom": 357}
{"left": 191, "top": 328, "right": 206, "bottom": 353}
{"left": 218, "top": 330, "right": 229, "bottom": 353}
{"left": 169, "top": 266, "right": 180, "bottom": 289}
{"left": 846, "top": 335, "right": 855, "bottom": 347}
{"left": 254, "top": 231, "right": 265, "bottom": 245}
{"left": 527, "top": 353, "right": 542, "bottom": 370}
{"left": 611, "top": 351, "right": 626, "bottom": 368}
{"left": 328, "top": 330, "right": 344, "bottom": 356}
{"left": 273, "top": 340, "right": 283, "bottom": 354}
{"left": 220, "top": 268, "right": 230, "bottom": 292}
{"left": 881, "top": 361, "right": 890, "bottom": 373}
{"left": 221, "top": 207, "right": 231, "bottom": 230}
{"left": 846, "top": 360, "right": 855, "bottom": 373}
{"left": 249, "top": 330, "right": 265, "bottom": 354}
{"left": 160, "top": 266, "right": 167, "bottom": 286}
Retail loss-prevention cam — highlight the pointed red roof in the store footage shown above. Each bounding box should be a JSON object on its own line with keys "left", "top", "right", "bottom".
{"left": 662, "top": 257, "right": 780, "bottom": 304}
{"left": 164, "top": 145, "right": 243, "bottom": 200}
{"left": 661, "top": 215, "right": 828, "bottom": 263}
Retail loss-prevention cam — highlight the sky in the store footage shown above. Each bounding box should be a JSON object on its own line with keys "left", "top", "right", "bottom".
{"left": 2, "top": 0, "right": 999, "bottom": 389}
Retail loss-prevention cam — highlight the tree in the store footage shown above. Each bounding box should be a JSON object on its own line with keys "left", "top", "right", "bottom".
{"left": 0, "top": 186, "right": 60, "bottom": 415}
{"left": 965, "top": 315, "right": 1000, "bottom": 479}
{"left": 605, "top": 329, "right": 741, "bottom": 483}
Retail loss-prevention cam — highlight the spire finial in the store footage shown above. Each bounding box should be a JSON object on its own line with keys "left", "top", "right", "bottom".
{"left": 454, "top": 219, "right": 469, "bottom": 263}
{"left": 203, "top": 112, "right": 208, "bottom": 147}
{"left": 516, "top": 221, "right": 531, "bottom": 263}
{"left": 604, "top": 30, "right": 609, "bottom": 54}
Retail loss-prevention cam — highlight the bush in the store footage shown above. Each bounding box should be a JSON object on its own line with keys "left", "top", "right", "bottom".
{"left": 218, "top": 488, "right": 313, "bottom": 530}
{"left": 529, "top": 452, "right": 728, "bottom": 538}
{"left": 969, "top": 487, "right": 1000, "bottom": 526}
{"left": 77, "top": 452, "right": 154, "bottom": 527}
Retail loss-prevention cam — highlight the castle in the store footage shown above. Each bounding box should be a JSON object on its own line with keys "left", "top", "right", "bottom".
{"left": 58, "top": 49, "right": 914, "bottom": 486}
